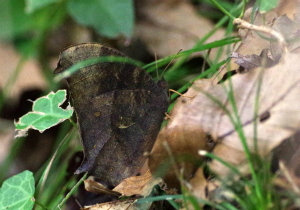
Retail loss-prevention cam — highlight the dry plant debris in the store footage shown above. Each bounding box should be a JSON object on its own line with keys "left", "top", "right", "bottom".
{"left": 81, "top": 198, "right": 152, "bottom": 210}
{"left": 147, "top": 4, "right": 300, "bottom": 207}
{"left": 113, "top": 171, "right": 162, "bottom": 197}
{"left": 135, "top": 0, "right": 225, "bottom": 60}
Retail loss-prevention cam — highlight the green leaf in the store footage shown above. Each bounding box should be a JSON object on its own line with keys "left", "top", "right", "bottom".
{"left": 0, "top": 171, "right": 35, "bottom": 210}
{"left": 67, "top": 0, "right": 134, "bottom": 38}
{"left": 25, "top": 0, "right": 60, "bottom": 13}
{"left": 258, "top": 0, "right": 279, "bottom": 12}
{"left": 14, "top": 90, "right": 73, "bottom": 138}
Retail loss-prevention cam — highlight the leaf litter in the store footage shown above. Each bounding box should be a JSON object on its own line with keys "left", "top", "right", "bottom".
{"left": 147, "top": 3, "right": 300, "bottom": 208}
{"left": 81, "top": 2, "right": 300, "bottom": 209}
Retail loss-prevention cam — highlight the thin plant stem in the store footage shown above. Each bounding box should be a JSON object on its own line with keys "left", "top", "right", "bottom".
{"left": 239, "top": 0, "right": 248, "bottom": 18}
{"left": 36, "top": 128, "right": 77, "bottom": 198}
{"left": 210, "top": 0, "right": 236, "bottom": 19}
{"left": 226, "top": 75, "right": 263, "bottom": 202}
{"left": 253, "top": 69, "right": 265, "bottom": 155}
{"left": 0, "top": 57, "right": 27, "bottom": 111}
{"left": 55, "top": 173, "right": 87, "bottom": 210}
{"left": 35, "top": 200, "right": 50, "bottom": 210}
{"left": 69, "top": 118, "right": 77, "bottom": 129}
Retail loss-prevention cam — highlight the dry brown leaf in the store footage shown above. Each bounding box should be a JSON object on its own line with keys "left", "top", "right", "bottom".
{"left": 0, "top": 119, "right": 14, "bottom": 164}
{"left": 148, "top": 77, "right": 215, "bottom": 188}
{"left": 211, "top": 9, "right": 277, "bottom": 84}
{"left": 230, "top": 51, "right": 274, "bottom": 72}
{"left": 188, "top": 168, "right": 207, "bottom": 203}
{"left": 149, "top": 121, "right": 213, "bottom": 188}
{"left": 135, "top": 0, "right": 225, "bottom": 60}
{"left": 274, "top": 0, "right": 300, "bottom": 18}
{"left": 82, "top": 198, "right": 151, "bottom": 210}
{"left": 270, "top": 14, "right": 300, "bottom": 61}
{"left": 274, "top": 131, "right": 300, "bottom": 188}
{"left": 0, "top": 42, "right": 46, "bottom": 100}
{"left": 84, "top": 179, "right": 121, "bottom": 196}
{"left": 113, "top": 171, "right": 162, "bottom": 197}
{"left": 174, "top": 52, "right": 300, "bottom": 177}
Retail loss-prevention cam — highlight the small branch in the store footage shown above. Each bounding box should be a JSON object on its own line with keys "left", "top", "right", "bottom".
{"left": 233, "top": 18, "right": 288, "bottom": 53}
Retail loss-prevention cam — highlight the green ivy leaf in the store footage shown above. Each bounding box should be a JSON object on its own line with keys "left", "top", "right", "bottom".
{"left": 14, "top": 90, "right": 73, "bottom": 138}
{"left": 67, "top": 0, "right": 134, "bottom": 38}
{"left": 25, "top": 0, "right": 60, "bottom": 13}
{"left": 0, "top": 171, "right": 35, "bottom": 210}
{"left": 258, "top": 0, "right": 279, "bottom": 13}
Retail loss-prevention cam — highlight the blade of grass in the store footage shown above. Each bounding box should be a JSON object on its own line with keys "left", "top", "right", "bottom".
{"left": 35, "top": 127, "right": 77, "bottom": 198}
{"left": 55, "top": 172, "right": 87, "bottom": 210}
{"left": 54, "top": 56, "right": 144, "bottom": 81}
{"left": 0, "top": 137, "right": 25, "bottom": 182}
{"left": 144, "top": 37, "right": 240, "bottom": 73}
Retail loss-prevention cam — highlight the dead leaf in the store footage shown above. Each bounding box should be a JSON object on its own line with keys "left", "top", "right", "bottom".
{"left": 149, "top": 121, "right": 213, "bottom": 188}
{"left": 148, "top": 77, "right": 214, "bottom": 188}
{"left": 81, "top": 198, "right": 152, "bottom": 210}
{"left": 188, "top": 168, "right": 207, "bottom": 205}
{"left": 274, "top": 0, "right": 300, "bottom": 18}
{"left": 84, "top": 179, "right": 121, "bottom": 196}
{"left": 176, "top": 52, "right": 300, "bottom": 177}
{"left": 135, "top": 0, "right": 225, "bottom": 60}
{"left": 211, "top": 9, "right": 277, "bottom": 84}
{"left": 270, "top": 14, "right": 300, "bottom": 61}
{"left": 230, "top": 50, "right": 274, "bottom": 72}
{"left": 0, "top": 119, "right": 14, "bottom": 164}
{"left": 113, "top": 171, "right": 162, "bottom": 197}
{"left": 0, "top": 43, "right": 46, "bottom": 100}
{"left": 274, "top": 131, "right": 300, "bottom": 188}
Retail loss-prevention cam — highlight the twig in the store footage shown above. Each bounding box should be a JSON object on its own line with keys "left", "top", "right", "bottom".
{"left": 233, "top": 18, "right": 288, "bottom": 53}
{"left": 169, "top": 89, "right": 194, "bottom": 98}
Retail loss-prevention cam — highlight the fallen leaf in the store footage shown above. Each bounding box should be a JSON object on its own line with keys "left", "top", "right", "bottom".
{"left": 135, "top": 0, "right": 225, "bottom": 60}
{"left": 188, "top": 168, "right": 207, "bottom": 206}
{"left": 113, "top": 171, "right": 162, "bottom": 197}
{"left": 177, "top": 52, "right": 300, "bottom": 177}
{"left": 230, "top": 50, "right": 274, "bottom": 72}
{"left": 82, "top": 198, "right": 152, "bottom": 210}
{"left": 149, "top": 78, "right": 214, "bottom": 188}
{"left": 0, "top": 42, "right": 46, "bottom": 100}
{"left": 0, "top": 119, "right": 14, "bottom": 164}
{"left": 211, "top": 9, "right": 277, "bottom": 84}
{"left": 274, "top": 0, "right": 300, "bottom": 18}
{"left": 84, "top": 179, "right": 121, "bottom": 196}
{"left": 149, "top": 121, "right": 213, "bottom": 188}
{"left": 274, "top": 131, "right": 300, "bottom": 188}
{"left": 270, "top": 14, "right": 300, "bottom": 61}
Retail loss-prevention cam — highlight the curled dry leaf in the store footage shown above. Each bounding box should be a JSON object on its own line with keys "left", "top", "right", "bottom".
{"left": 179, "top": 52, "right": 300, "bottom": 177}
{"left": 187, "top": 168, "right": 207, "bottom": 206}
{"left": 82, "top": 198, "right": 151, "bottom": 210}
{"left": 230, "top": 50, "right": 274, "bottom": 72}
{"left": 270, "top": 14, "right": 300, "bottom": 61}
{"left": 84, "top": 179, "right": 121, "bottom": 196}
{"left": 113, "top": 171, "right": 162, "bottom": 197}
{"left": 211, "top": 9, "right": 277, "bottom": 84}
